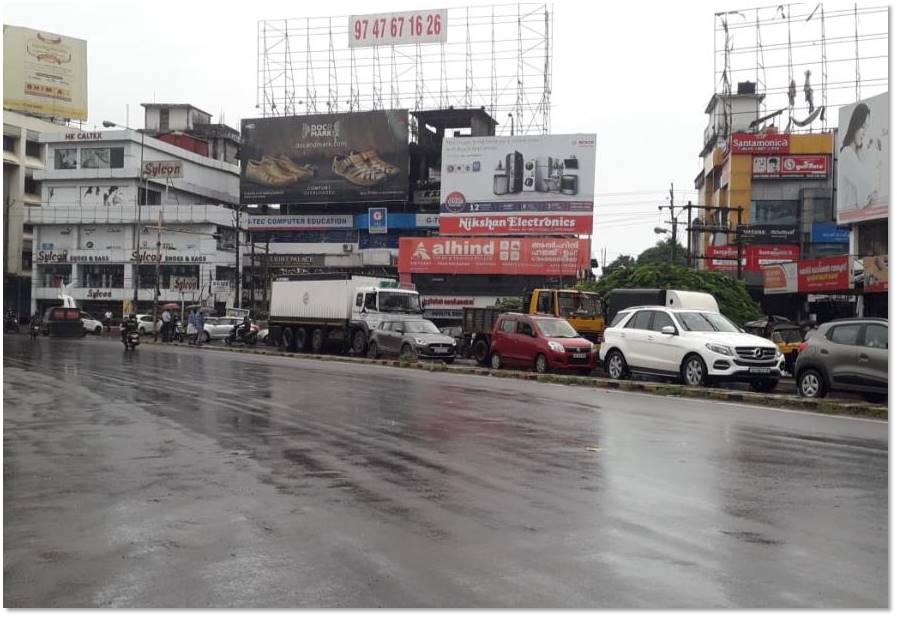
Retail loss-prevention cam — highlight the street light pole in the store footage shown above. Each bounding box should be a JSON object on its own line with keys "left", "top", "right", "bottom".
{"left": 507, "top": 113, "right": 514, "bottom": 136}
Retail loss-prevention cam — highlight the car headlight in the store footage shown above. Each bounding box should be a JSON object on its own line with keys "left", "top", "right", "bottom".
{"left": 548, "top": 341, "right": 564, "bottom": 353}
{"left": 705, "top": 343, "right": 734, "bottom": 356}
{"left": 414, "top": 338, "right": 426, "bottom": 345}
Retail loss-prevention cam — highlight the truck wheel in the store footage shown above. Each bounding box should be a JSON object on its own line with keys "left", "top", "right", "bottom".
{"left": 472, "top": 339, "right": 490, "bottom": 365}
{"left": 490, "top": 352, "right": 502, "bottom": 370}
{"left": 282, "top": 327, "right": 295, "bottom": 351}
{"left": 294, "top": 327, "right": 308, "bottom": 352}
{"left": 352, "top": 329, "right": 367, "bottom": 355}
{"left": 367, "top": 341, "right": 379, "bottom": 359}
{"left": 310, "top": 328, "right": 325, "bottom": 354}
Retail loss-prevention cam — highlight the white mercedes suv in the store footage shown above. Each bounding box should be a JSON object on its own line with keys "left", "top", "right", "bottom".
{"left": 599, "top": 306, "right": 784, "bottom": 391}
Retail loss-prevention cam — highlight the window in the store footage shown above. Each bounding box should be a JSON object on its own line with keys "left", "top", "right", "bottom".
{"left": 80, "top": 265, "right": 124, "bottom": 288}
{"left": 38, "top": 264, "right": 72, "bottom": 287}
{"left": 625, "top": 310, "right": 653, "bottom": 330}
{"left": 160, "top": 108, "right": 170, "bottom": 132}
{"left": 534, "top": 318, "right": 579, "bottom": 338}
{"left": 3, "top": 135, "right": 16, "bottom": 153}
{"left": 751, "top": 200, "right": 800, "bottom": 226}
{"left": 537, "top": 291, "right": 553, "bottom": 313}
{"left": 364, "top": 292, "right": 377, "bottom": 311}
{"left": 610, "top": 310, "right": 632, "bottom": 328}
{"left": 828, "top": 324, "right": 861, "bottom": 346}
{"left": 651, "top": 311, "right": 675, "bottom": 332}
{"left": 55, "top": 148, "right": 78, "bottom": 169}
{"left": 25, "top": 140, "right": 41, "bottom": 158}
{"left": 110, "top": 147, "right": 124, "bottom": 168}
{"left": 862, "top": 324, "right": 887, "bottom": 349}
{"left": 80, "top": 147, "right": 124, "bottom": 169}
{"left": 675, "top": 311, "right": 740, "bottom": 332}
{"left": 23, "top": 176, "right": 38, "bottom": 195}
{"left": 500, "top": 319, "right": 516, "bottom": 333}
{"left": 517, "top": 321, "right": 534, "bottom": 337}
{"left": 355, "top": 293, "right": 363, "bottom": 308}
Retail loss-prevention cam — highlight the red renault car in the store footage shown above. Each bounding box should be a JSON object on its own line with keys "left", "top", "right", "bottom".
{"left": 489, "top": 312, "right": 598, "bottom": 375}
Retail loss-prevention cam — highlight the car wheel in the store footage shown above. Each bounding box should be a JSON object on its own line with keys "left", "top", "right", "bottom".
{"left": 605, "top": 349, "right": 629, "bottom": 380}
{"left": 368, "top": 341, "right": 379, "bottom": 359}
{"left": 352, "top": 329, "right": 367, "bottom": 355}
{"left": 310, "top": 328, "right": 325, "bottom": 354}
{"left": 490, "top": 352, "right": 502, "bottom": 370}
{"left": 797, "top": 369, "right": 826, "bottom": 398}
{"left": 400, "top": 343, "right": 416, "bottom": 360}
{"left": 862, "top": 392, "right": 888, "bottom": 405}
{"left": 534, "top": 353, "right": 549, "bottom": 374}
{"left": 282, "top": 327, "right": 295, "bottom": 351}
{"left": 472, "top": 339, "right": 490, "bottom": 366}
{"left": 681, "top": 354, "right": 708, "bottom": 387}
{"left": 202, "top": 331, "right": 211, "bottom": 343}
{"left": 94, "top": 326, "right": 102, "bottom": 335}
{"left": 750, "top": 379, "right": 778, "bottom": 393}
{"left": 139, "top": 327, "right": 146, "bottom": 335}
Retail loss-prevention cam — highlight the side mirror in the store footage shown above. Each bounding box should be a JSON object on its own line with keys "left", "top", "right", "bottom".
{"left": 395, "top": 327, "right": 404, "bottom": 334}
{"left": 661, "top": 325, "right": 677, "bottom": 335}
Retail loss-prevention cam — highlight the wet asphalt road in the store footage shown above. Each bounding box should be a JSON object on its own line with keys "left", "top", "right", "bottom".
{"left": 3, "top": 335, "right": 888, "bottom": 608}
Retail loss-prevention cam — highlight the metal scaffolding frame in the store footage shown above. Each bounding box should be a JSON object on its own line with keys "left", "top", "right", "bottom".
{"left": 257, "top": 3, "right": 553, "bottom": 136}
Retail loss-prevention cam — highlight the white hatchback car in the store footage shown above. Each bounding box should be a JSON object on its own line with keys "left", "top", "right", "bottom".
{"left": 600, "top": 306, "right": 784, "bottom": 391}
{"left": 80, "top": 311, "right": 104, "bottom": 334}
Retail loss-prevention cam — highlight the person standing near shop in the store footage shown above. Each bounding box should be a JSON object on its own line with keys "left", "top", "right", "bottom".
{"left": 161, "top": 309, "right": 172, "bottom": 342}
{"left": 104, "top": 309, "right": 113, "bottom": 334}
{"left": 195, "top": 310, "right": 206, "bottom": 346}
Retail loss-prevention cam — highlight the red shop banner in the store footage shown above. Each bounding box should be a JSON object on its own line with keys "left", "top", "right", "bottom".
{"left": 730, "top": 132, "right": 790, "bottom": 155}
{"left": 398, "top": 237, "right": 590, "bottom": 275}
{"left": 706, "top": 245, "right": 799, "bottom": 272}
{"left": 439, "top": 213, "right": 593, "bottom": 236}
{"left": 752, "top": 155, "right": 830, "bottom": 178}
{"left": 798, "top": 255, "right": 852, "bottom": 293}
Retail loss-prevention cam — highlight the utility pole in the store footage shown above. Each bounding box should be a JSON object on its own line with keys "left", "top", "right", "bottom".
{"left": 152, "top": 209, "right": 162, "bottom": 342}
{"left": 233, "top": 207, "right": 241, "bottom": 308}
{"left": 669, "top": 183, "right": 677, "bottom": 263}
{"left": 249, "top": 231, "right": 256, "bottom": 316}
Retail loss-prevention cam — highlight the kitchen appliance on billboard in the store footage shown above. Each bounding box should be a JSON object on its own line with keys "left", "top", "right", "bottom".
{"left": 439, "top": 134, "right": 596, "bottom": 236}
{"left": 836, "top": 92, "right": 889, "bottom": 224}
{"left": 398, "top": 237, "right": 590, "bottom": 276}
{"left": 240, "top": 110, "right": 409, "bottom": 204}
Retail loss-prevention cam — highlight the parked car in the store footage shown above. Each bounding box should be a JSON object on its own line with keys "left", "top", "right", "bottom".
{"left": 202, "top": 316, "right": 240, "bottom": 342}
{"left": 439, "top": 325, "right": 467, "bottom": 357}
{"left": 488, "top": 313, "right": 598, "bottom": 375}
{"left": 794, "top": 318, "right": 887, "bottom": 403}
{"left": 368, "top": 318, "right": 457, "bottom": 362}
{"left": 258, "top": 328, "right": 270, "bottom": 344}
{"left": 80, "top": 311, "right": 103, "bottom": 335}
{"left": 743, "top": 316, "right": 804, "bottom": 374}
{"left": 135, "top": 314, "right": 162, "bottom": 335}
{"left": 600, "top": 305, "right": 784, "bottom": 391}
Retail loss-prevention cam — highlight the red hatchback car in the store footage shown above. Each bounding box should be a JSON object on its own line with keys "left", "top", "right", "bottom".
{"left": 489, "top": 313, "right": 598, "bottom": 375}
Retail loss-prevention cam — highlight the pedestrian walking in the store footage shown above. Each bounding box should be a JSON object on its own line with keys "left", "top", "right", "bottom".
{"left": 187, "top": 310, "right": 197, "bottom": 345}
{"left": 195, "top": 310, "right": 206, "bottom": 346}
{"left": 161, "top": 309, "right": 172, "bottom": 342}
{"left": 104, "top": 310, "right": 113, "bottom": 334}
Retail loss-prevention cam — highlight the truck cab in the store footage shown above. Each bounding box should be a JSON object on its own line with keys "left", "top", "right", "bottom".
{"left": 352, "top": 284, "right": 423, "bottom": 334}
{"left": 527, "top": 289, "right": 605, "bottom": 343}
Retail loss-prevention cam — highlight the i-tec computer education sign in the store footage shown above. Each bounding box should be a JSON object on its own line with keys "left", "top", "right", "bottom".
{"left": 3, "top": 26, "right": 88, "bottom": 121}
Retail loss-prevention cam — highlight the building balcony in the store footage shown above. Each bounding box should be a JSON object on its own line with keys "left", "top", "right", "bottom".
{"left": 24, "top": 204, "right": 238, "bottom": 226}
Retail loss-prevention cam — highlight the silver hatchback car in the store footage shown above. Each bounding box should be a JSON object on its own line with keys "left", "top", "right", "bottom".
{"left": 794, "top": 318, "right": 887, "bottom": 403}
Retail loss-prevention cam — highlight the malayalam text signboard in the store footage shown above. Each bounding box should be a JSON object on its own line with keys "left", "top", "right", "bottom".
{"left": 3, "top": 25, "right": 88, "bottom": 121}
{"left": 439, "top": 133, "right": 596, "bottom": 236}
{"left": 706, "top": 245, "right": 799, "bottom": 273}
{"left": 798, "top": 256, "right": 851, "bottom": 293}
{"left": 398, "top": 237, "right": 590, "bottom": 276}
{"left": 240, "top": 110, "right": 409, "bottom": 204}
{"left": 349, "top": 10, "right": 447, "bottom": 47}
{"left": 836, "top": 92, "right": 890, "bottom": 224}
{"left": 810, "top": 223, "right": 850, "bottom": 244}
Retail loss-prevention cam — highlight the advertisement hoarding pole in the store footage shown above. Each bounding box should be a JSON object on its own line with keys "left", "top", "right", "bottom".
{"left": 152, "top": 210, "right": 162, "bottom": 341}
{"left": 250, "top": 233, "right": 256, "bottom": 316}
{"left": 736, "top": 207, "right": 743, "bottom": 280}
{"left": 234, "top": 207, "right": 241, "bottom": 308}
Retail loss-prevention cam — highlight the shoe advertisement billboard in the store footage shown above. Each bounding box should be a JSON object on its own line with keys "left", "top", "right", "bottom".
{"left": 439, "top": 134, "right": 596, "bottom": 235}
{"left": 240, "top": 110, "right": 409, "bottom": 204}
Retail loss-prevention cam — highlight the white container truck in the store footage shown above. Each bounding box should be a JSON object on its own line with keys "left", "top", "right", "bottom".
{"left": 267, "top": 274, "right": 422, "bottom": 354}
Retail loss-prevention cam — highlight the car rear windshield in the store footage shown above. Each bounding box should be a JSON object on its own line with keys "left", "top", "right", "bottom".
{"left": 534, "top": 318, "right": 579, "bottom": 338}
{"left": 403, "top": 320, "right": 440, "bottom": 334}
{"left": 772, "top": 328, "right": 803, "bottom": 343}
{"left": 675, "top": 311, "right": 740, "bottom": 333}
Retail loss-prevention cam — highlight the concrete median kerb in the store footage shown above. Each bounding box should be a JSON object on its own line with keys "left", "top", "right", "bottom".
{"left": 140, "top": 340, "right": 887, "bottom": 420}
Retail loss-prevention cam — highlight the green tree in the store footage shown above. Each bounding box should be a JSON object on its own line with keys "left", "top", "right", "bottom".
{"left": 579, "top": 262, "right": 763, "bottom": 325}
{"left": 636, "top": 237, "right": 688, "bottom": 267}
{"left": 603, "top": 254, "right": 635, "bottom": 276}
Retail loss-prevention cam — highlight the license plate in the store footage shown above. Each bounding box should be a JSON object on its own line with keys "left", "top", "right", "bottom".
{"left": 433, "top": 347, "right": 448, "bottom": 353}
{"left": 572, "top": 353, "right": 587, "bottom": 359}
{"left": 749, "top": 367, "right": 771, "bottom": 374}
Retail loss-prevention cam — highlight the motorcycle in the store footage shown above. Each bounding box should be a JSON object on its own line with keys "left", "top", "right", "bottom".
{"left": 30, "top": 321, "right": 40, "bottom": 340}
{"left": 226, "top": 321, "right": 259, "bottom": 346}
{"left": 4, "top": 312, "right": 19, "bottom": 334}
{"left": 123, "top": 329, "right": 140, "bottom": 350}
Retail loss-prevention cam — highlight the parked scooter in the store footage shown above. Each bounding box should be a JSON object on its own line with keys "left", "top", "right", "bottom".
{"left": 4, "top": 310, "right": 19, "bottom": 334}
{"left": 225, "top": 317, "right": 258, "bottom": 346}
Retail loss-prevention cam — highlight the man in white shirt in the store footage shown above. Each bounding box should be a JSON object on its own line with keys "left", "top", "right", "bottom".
{"left": 161, "top": 309, "right": 172, "bottom": 342}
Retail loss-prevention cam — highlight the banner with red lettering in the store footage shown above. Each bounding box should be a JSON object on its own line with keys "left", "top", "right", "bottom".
{"left": 398, "top": 237, "right": 590, "bottom": 275}
{"left": 706, "top": 245, "right": 799, "bottom": 272}
{"left": 798, "top": 255, "right": 852, "bottom": 292}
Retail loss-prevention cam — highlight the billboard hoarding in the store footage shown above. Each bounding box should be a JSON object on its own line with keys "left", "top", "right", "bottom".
{"left": 240, "top": 110, "right": 409, "bottom": 204}
{"left": 439, "top": 134, "right": 596, "bottom": 235}
{"left": 810, "top": 223, "right": 850, "bottom": 244}
{"left": 863, "top": 255, "right": 888, "bottom": 292}
{"left": 143, "top": 160, "right": 184, "bottom": 179}
{"left": 439, "top": 213, "right": 593, "bottom": 235}
{"left": 398, "top": 237, "right": 590, "bottom": 276}
{"left": 349, "top": 10, "right": 447, "bottom": 48}
{"left": 730, "top": 132, "right": 790, "bottom": 154}
{"left": 246, "top": 214, "right": 354, "bottom": 231}
{"left": 706, "top": 245, "right": 799, "bottom": 272}
{"left": 836, "top": 92, "right": 889, "bottom": 224}
{"left": 751, "top": 155, "right": 829, "bottom": 178}
{"left": 763, "top": 262, "right": 798, "bottom": 294}
{"left": 736, "top": 225, "right": 799, "bottom": 244}
{"left": 170, "top": 277, "right": 199, "bottom": 292}
{"left": 798, "top": 256, "right": 852, "bottom": 292}
{"left": 3, "top": 26, "right": 88, "bottom": 121}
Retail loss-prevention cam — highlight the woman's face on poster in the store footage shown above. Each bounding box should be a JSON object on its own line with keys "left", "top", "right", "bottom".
{"left": 854, "top": 116, "right": 869, "bottom": 148}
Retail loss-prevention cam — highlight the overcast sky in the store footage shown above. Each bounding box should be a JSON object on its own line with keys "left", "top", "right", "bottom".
{"left": 2, "top": 0, "right": 834, "bottom": 264}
